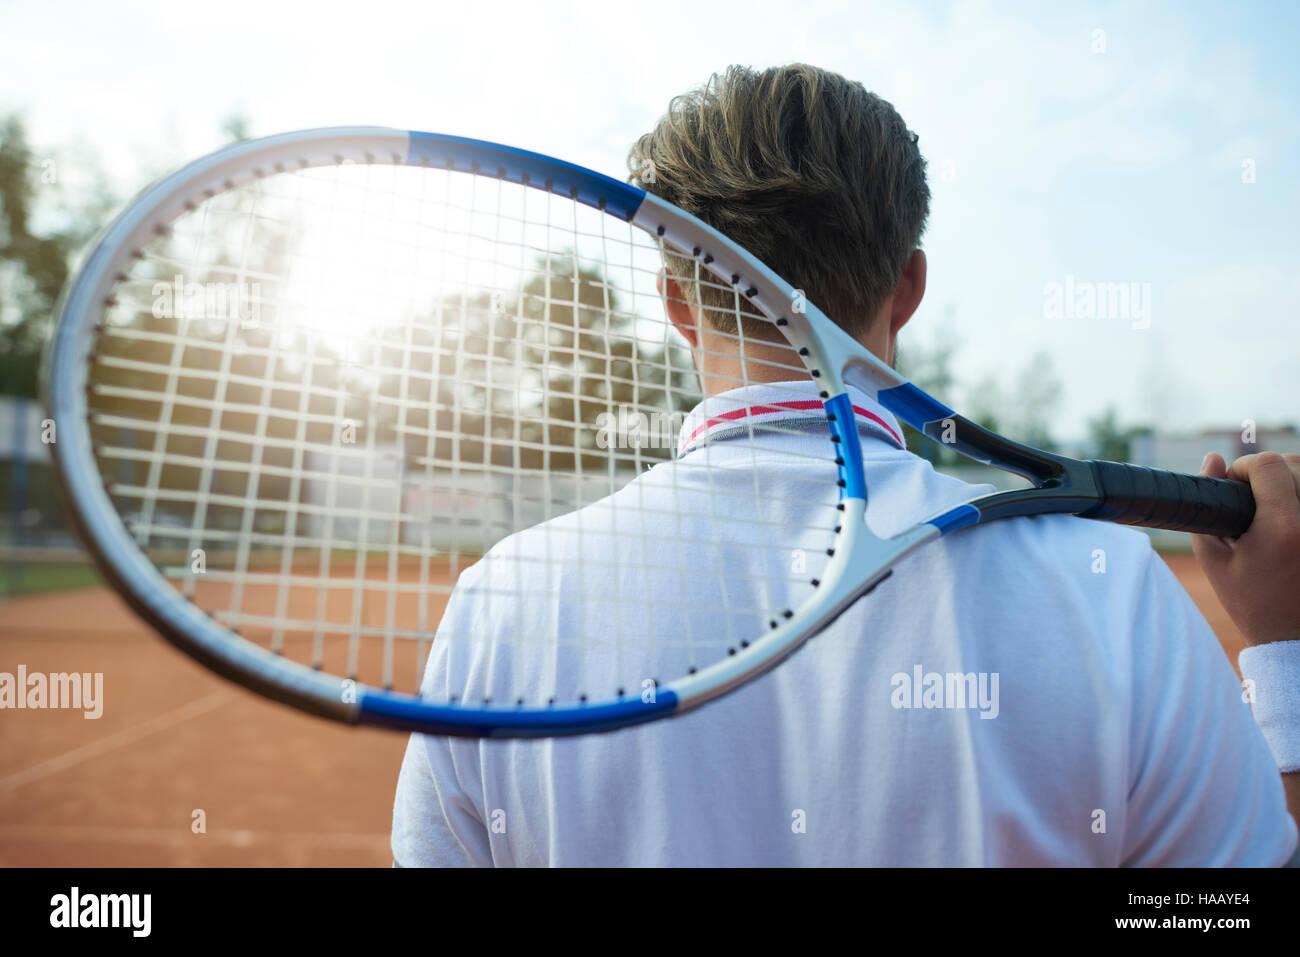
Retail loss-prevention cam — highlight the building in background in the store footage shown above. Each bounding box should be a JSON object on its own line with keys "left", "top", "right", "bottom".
{"left": 1126, "top": 425, "right": 1298, "bottom": 548}
{"left": 1131, "top": 426, "right": 1300, "bottom": 475}
{"left": 0, "top": 395, "right": 65, "bottom": 548}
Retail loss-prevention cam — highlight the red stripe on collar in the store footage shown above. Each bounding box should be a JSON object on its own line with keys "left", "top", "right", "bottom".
{"left": 680, "top": 399, "right": 904, "bottom": 451}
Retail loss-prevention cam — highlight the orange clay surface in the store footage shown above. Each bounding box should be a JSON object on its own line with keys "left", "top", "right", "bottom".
{"left": 0, "top": 552, "right": 1241, "bottom": 865}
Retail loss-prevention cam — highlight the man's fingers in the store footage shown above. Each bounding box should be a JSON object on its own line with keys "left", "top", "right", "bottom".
{"left": 1201, "top": 452, "right": 1227, "bottom": 480}
{"left": 1194, "top": 450, "right": 1300, "bottom": 647}
{"left": 1193, "top": 452, "right": 1234, "bottom": 559}
{"left": 1226, "top": 452, "right": 1300, "bottom": 520}
{"left": 1284, "top": 453, "right": 1300, "bottom": 499}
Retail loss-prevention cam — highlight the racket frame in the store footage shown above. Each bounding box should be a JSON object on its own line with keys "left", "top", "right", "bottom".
{"left": 44, "top": 126, "right": 1247, "bottom": 738}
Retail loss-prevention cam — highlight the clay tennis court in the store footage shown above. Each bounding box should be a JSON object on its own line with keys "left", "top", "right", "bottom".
{"left": 0, "top": 551, "right": 1244, "bottom": 866}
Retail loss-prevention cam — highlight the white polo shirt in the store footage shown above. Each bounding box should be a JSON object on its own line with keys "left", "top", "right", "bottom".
{"left": 391, "top": 383, "right": 1297, "bottom": 866}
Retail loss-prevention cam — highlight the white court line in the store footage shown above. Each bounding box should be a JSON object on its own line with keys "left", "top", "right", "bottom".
{"left": 0, "top": 691, "right": 229, "bottom": 792}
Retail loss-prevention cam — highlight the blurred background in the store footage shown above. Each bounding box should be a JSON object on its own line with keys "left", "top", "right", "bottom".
{"left": 1, "top": 0, "right": 1297, "bottom": 865}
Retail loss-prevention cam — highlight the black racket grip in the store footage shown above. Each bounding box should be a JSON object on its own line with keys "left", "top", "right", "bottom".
{"left": 1079, "top": 460, "right": 1255, "bottom": 538}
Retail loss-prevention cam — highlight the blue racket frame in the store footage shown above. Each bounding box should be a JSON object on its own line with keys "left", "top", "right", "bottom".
{"left": 45, "top": 127, "right": 1253, "bottom": 738}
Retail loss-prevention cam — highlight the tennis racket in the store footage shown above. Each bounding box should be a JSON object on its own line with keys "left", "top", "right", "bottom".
{"left": 44, "top": 128, "right": 1254, "bottom": 737}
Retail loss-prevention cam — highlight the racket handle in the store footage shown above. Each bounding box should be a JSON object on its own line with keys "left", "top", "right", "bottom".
{"left": 1080, "top": 460, "right": 1255, "bottom": 538}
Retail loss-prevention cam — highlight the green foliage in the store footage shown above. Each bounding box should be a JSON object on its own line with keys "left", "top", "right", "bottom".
{"left": 0, "top": 114, "right": 113, "bottom": 397}
{"left": 87, "top": 237, "right": 698, "bottom": 541}
{"left": 220, "top": 113, "right": 252, "bottom": 144}
{"left": 1, "top": 558, "right": 102, "bottom": 598}
{"left": 897, "top": 335, "right": 1075, "bottom": 463}
{"left": 1087, "top": 406, "right": 1145, "bottom": 463}
{"left": 965, "top": 349, "right": 1062, "bottom": 453}
{"left": 367, "top": 252, "right": 695, "bottom": 475}
{"left": 895, "top": 335, "right": 958, "bottom": 464}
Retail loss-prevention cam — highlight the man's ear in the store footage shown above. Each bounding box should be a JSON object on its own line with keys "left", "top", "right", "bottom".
{"left": 658, "top": 271, "right": 699, "bottom": 348}
{"left": 888, "top": 249, "right": 927, "bottom": 337}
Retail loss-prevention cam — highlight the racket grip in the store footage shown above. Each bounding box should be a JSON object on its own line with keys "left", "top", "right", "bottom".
{"left": 1080, "top": 460, "right": 1255, "bottom": 538}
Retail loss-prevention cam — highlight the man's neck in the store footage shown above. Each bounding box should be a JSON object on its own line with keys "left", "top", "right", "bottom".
{"left": 692, "top": 324, "right": 892, "bottom": 397}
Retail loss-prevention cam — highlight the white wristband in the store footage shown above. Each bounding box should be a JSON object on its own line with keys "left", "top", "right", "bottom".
{"left": 1239, "top": 640, "right": 1300, "bottom": 773}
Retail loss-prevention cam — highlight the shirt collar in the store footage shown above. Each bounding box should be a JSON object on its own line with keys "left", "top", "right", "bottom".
{"left": 676, "top": 380, "right": 906, "bottom": 458}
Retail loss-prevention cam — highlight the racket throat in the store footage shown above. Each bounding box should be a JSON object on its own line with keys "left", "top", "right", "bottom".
{"left": 805, "top": 569, "right": 894, "bottom": 643}
{"left": 800, "top": 514, "right": 935, "bottom": 641}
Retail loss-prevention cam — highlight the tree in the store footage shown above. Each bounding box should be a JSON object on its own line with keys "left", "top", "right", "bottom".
{"left": 965, "top": 349, "right": 1063, "bottom": 453}
{"left": 894, "top": 333, "right": 958, "bottom": 464}
{"left": 1011, "top": 349, "right": 1063, "bottom": 453}
{"left": 0, "top": 115, "right": 116, "bottom": 397}
{"left": 1087, "top": 406, "right": 1142, "bottom": 463}
{"left": 220, "top": 112, "right": 252, "bottom": 144}
{"left": 1, "top": 117, "right": 74, "bottom": 395}
{"left": 373, "top": 250, "right": 696, "bottom": 476}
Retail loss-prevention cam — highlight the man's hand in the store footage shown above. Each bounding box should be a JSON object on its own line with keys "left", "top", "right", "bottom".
{"left": 1193, "top": 451, "right": 1300, "bottom": 647}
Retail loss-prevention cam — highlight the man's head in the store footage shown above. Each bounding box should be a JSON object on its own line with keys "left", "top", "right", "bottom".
{"left": 629, "top": 64, "right": 930, "bottom": 351}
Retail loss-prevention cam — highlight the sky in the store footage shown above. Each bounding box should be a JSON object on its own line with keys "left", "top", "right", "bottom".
{"left": 4, "top": 0, "right": 1298, "bottom": 441}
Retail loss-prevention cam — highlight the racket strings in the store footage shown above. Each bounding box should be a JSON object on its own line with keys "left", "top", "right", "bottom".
{"left": 95, "top": 270, "right": 812, "bottom": 426}
{"left": 85, "top": 158, "right": 846, "bottom": 700}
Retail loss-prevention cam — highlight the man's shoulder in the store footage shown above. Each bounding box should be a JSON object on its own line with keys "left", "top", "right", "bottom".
{"left": 963, "top": 509, "right": 1157, "bottom": 559}
{"left": 465, "top": 466, "right": 688, "bottom": 567}
{"left": 937, "top": 507, "right": 1162, "bottom": 596}
{"left": 896, "top": 460, "right": 1162, "bottom": 578}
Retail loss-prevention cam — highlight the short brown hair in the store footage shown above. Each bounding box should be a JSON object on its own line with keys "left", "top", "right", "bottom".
{"left": 629, "top": 64, "right": 929, "bottom": 339}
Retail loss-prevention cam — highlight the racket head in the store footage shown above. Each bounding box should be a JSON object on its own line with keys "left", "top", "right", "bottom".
{"left": 45, "top": 128, "right": 903, "bottom": 736}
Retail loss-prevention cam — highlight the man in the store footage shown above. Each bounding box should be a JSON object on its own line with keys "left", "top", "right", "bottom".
{"left": 392, "top": 64, "right": 1300, "bottom": 866}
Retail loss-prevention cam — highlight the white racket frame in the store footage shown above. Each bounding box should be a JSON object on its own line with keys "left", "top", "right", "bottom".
{"left": 45, "top": 128, "right": 936, "bottom": 736}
